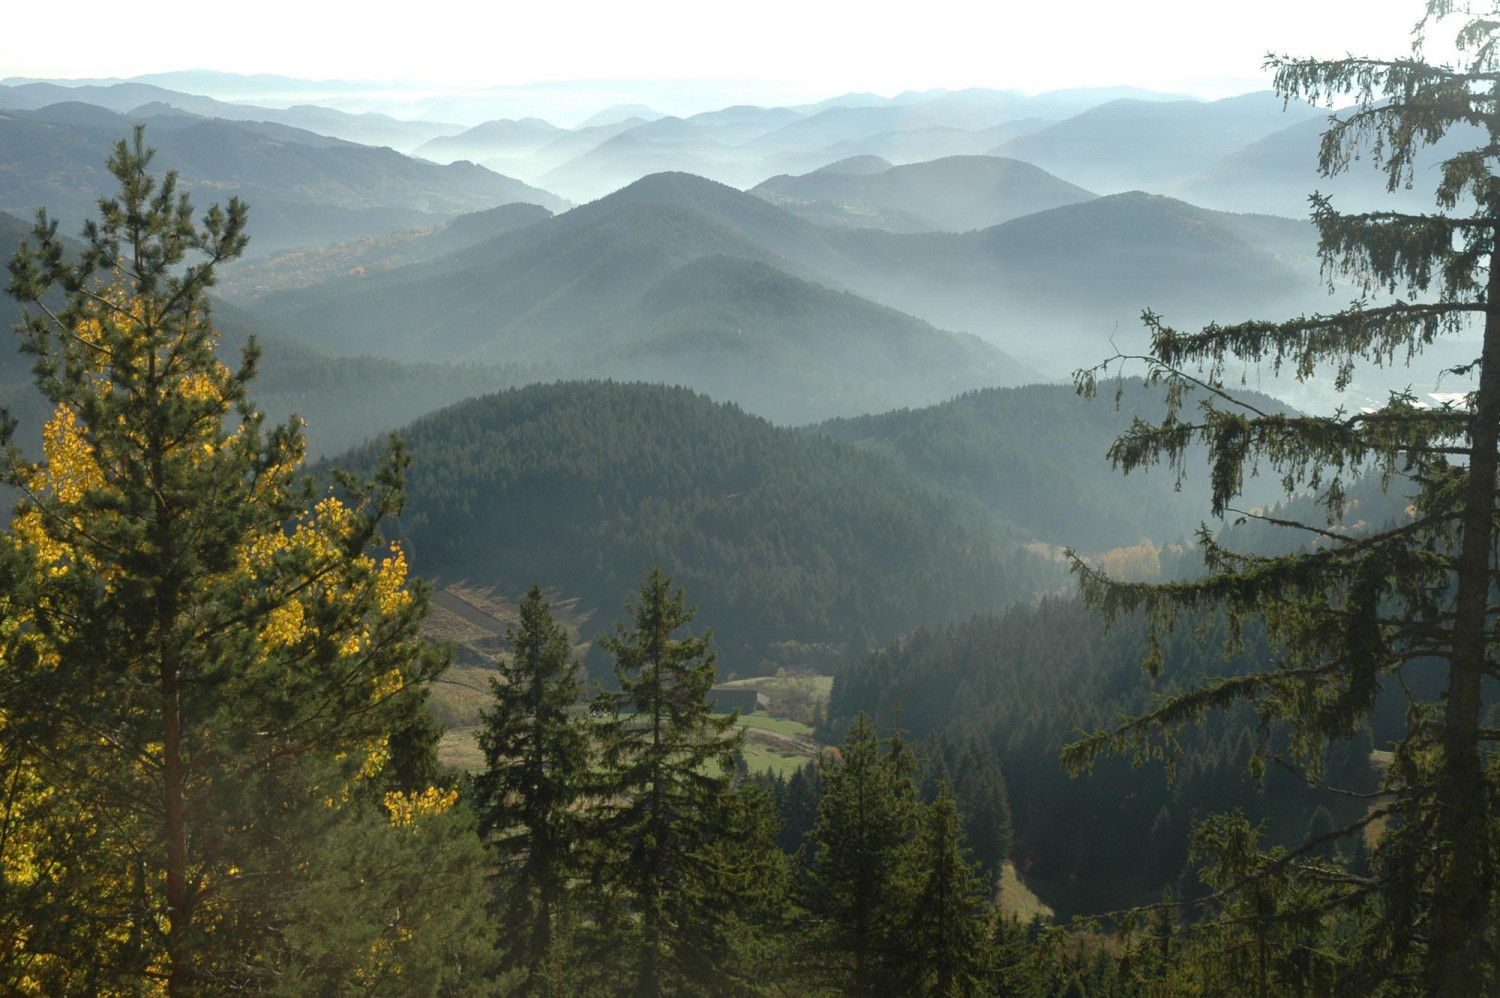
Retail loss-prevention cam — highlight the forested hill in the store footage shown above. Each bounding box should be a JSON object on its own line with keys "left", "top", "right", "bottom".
{"left": 331, "top": 381, "right": 1057, "bottom": 669}
{"left": 828, "top": 598, "right": 1378, "bottom": 917}
{"left": 813, "top": 380, "right": 1293, "bottom": 551}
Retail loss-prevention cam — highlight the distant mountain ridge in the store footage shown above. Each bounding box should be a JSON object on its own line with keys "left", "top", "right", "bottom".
{"left": 751, "top": 155, "right": 1096, "bottom": 231}
{"left": 0, "top": 107, "right": 568, "bottom": 254}
{"left": 0, "top": 210, "right": 545, "bottom": 459}
{"left": 250, "top": 182, "right": 1032, "bottom": 424}
{"left": 413, "top": 117, "right": 564, "bottom": 162}
{"left": 991, "top": 91, "right": 1327, "bottom": 193}
{"left": 0, "top": 80, "right": 458, "bottom": 150}
{"left": 250, "top": 170, "right": 1325, "bottom": 384}
{"left": 4, "top": 76, "right": 1338, "bottom": 225}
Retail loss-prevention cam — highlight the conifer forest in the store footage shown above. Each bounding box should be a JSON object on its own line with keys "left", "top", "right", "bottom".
{"left": 3, "top": 0, "right": 1500, "bottom": 994}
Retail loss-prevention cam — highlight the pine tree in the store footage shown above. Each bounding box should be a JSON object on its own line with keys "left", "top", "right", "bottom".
{"left": 953, "top": 738, "right": 1013, "bottom": 882}
{"left": 591, "top": 568, "right": 742, "bottom": 997}
{"left": 689, "top": 783, "right": 802, "bottom": 998}
{"left": 472, "top": 585, "right": 591, "bottom": 993}
{"left": 0, "top": 129, "right": 465, "bottom": 995}
{"left": 778, "top": 761, "right": 823, "bottom": 857}
{"left": 807, "top": 712, "right": 920, "bottom": 997}
{"left": 990, "top": 916, "right": 1046, "bottom": 998}
{"left": 903, "top": 786, "right": 994, "bottom": 998}
{"left": 1067, "top": 3, "right": 1500, "bottom": 993}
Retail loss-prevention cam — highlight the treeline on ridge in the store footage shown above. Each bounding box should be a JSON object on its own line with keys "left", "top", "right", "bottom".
{"left": 330, "top": 380, "right": 1058, "bottom": 671}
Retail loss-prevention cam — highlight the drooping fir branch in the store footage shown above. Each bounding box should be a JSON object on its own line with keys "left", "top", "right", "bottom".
{"left": 1269, "top": 53, "right": 1498, "bottom": 192}
{"left": 1138, "top": 306, "right": 1477, "bottom": 383}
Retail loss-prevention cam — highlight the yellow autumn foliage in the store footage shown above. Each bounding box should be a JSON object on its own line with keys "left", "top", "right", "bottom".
{"left": 0, "top": 270, "right": 441, "bottom": 994}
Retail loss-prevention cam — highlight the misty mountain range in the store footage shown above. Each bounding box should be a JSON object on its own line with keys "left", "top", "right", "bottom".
{"left": 0, "top": 69, "right": 1468, "bottom": 442}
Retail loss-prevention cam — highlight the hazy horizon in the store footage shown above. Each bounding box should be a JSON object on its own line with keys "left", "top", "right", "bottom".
{"left": 3, "top": 0, "right": 1425, "bottom": 113}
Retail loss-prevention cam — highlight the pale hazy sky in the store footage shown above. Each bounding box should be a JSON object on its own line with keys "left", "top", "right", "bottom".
{"left": 1, "top": 0, "right": 1428, "bottom": 99}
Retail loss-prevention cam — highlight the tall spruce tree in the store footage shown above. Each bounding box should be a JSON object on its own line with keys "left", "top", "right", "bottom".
{"left": 808, "top": 713, "right": 920, "bottom": 997}
{"left": 1068, "top": 3, "right": 1500, "bottom": 994}
{"left": 0, "top": 129, "right": 469, "bottom": 995}
{"left": 902, "top": 786, "right": 995, "bottom": 998}
{"left": 472, "top": 585, "right": 591, "bottom": 994}
{"left": 591, "top": 569, "right": 742, "bottom": 997}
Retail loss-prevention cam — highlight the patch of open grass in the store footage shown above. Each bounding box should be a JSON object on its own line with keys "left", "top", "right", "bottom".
{"left": 716, "top": 673, "right": 832, "bottom": 725}
{"left": 438, "top": 726, "right": 485, "bottom": 774}
{"left": 740, "top": 740, "right": 813, "bottom": 779}
{"left": 427, "top": 665, "right": 497, "bottom": 730}
{"left": 719, "top": 713, "right": 814, "bottom": 738}
{"left": 998, "top": 861, "right": 1053, "bottom": 922}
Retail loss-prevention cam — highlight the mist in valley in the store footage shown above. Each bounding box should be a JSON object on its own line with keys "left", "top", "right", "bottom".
{"left": 2, "top": 1, "right": 1495, "bottom": 992}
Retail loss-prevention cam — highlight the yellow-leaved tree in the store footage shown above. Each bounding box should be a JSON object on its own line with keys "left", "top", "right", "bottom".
{"left": 0, "top": 129, "right": 493, "bottom": 996}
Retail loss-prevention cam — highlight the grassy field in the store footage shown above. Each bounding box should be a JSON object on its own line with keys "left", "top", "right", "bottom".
{"left": 427, "top": 665, "right": 499, "bottom": 731}
{"left": 438, "top": 726, "right": 485, "bottom": 773}
{"left": 740, "top": 739, "right": 816, "bottom": 779}
{"left": 733, "top": 713, "right": 815, "bottom": 738}
{"left": 717, "top": 673, "right": 832, "bottom": 725}
{"left": 998, "top": 861, "right": 1054, "bottom": 922}
{"left": 423, "top": 583, "right": 592, "bottom": 668}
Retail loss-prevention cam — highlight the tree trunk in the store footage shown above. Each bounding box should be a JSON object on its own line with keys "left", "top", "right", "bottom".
{"left": 1426, "top": 211, "right": 1500, "bottom": 997}
{"left": 163, "top": 663, "right": 191, "bottom": 998}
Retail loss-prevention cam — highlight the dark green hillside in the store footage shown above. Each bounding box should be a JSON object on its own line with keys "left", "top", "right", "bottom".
{"left": 828, "top": 600, "right": 1377, "bottom": 917}
{"left": 814, "top": 380, "right": 1289, "bottom": 552}
{"left": 0, "top": 111, "right": 567, "bottom": 254}
{"left": 333, "top": 381, "right": 1053, "bottom": 667}
{"left": 751, "top": 155, "right": 1096, "bottom": 231}
{"left": 207, "top": 301, "right": 544, "bottom": 457}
